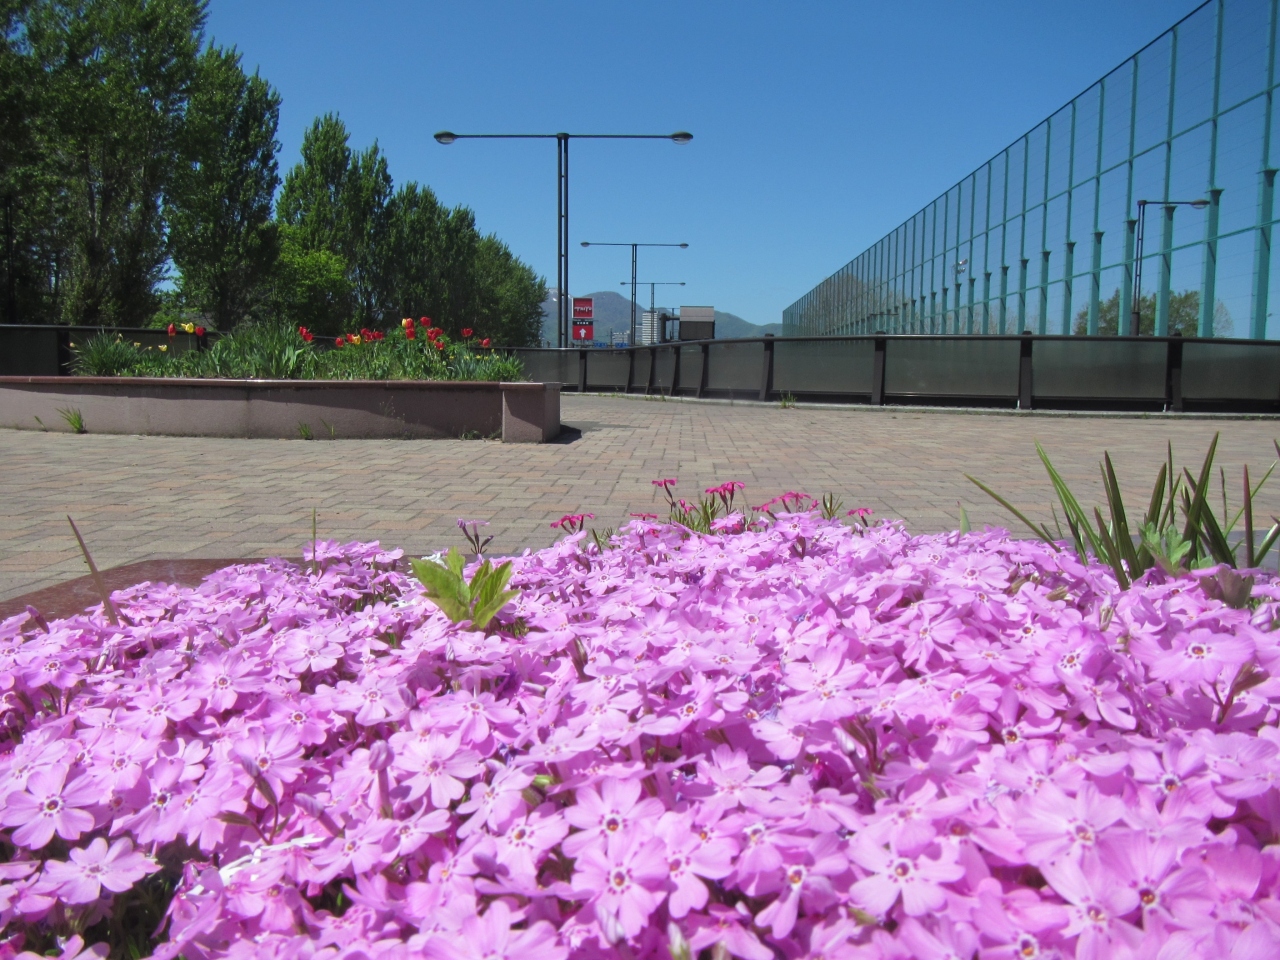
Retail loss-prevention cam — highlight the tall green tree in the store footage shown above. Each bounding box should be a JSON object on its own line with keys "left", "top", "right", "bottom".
{"left": 268, "top": 224, "right": 349, "bottom": 336}
{"left": 166, "top": 44, "right": 280, "bottom": 328}
{"left": 25, "top": 0, "right": 207, "bottom": 324}
{"left": 1074, "top": 290, "right": 1234, "bottom": 337}
{"left": 0, "top": 0, "right": 42, "bottom": 323}
{"left": 470, "top": 233, "right": 546, "bottom": 346}
{"left": 277, "top": 114, "right": 391, "bottom": 326}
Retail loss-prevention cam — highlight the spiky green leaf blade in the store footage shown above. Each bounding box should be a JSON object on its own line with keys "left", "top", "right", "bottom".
{"left": 965, "top": 475, "right": 1059, "bottom": 548}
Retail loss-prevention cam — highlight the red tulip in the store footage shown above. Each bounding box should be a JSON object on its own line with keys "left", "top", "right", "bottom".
{"left": 334, "top": 337, "right": 345, "bottom": 348}
{"left": 461, "top": 328, "right": 474, "bottom": 338}
{"left": 402, "top": 318, "right": 414, "bottom": 329}
{"left": 195, "top": 326, "right": 206, "bottom": 337}
{"left": 167, "top": 323, "right": 176, "bottom": 337}
{"left": 420, "top": 317, "right": 430, "bottom": 325}
{"left": 405, "top": 328, "right": 416, "bottom": 340}
{"left": 435, "top": 340, "right": 445, "bottom": 351}
{"left": 481, "top": 338, "right": 491, "bottom": 348}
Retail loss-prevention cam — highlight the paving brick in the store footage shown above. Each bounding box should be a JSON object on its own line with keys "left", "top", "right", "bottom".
{"left": 2, "top": 396, "right": 1278, "bottom": 601}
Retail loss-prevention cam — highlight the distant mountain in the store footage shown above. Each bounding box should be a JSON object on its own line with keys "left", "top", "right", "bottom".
{"left": 712, "top": 312, "right": 784, "bottom": 339}
{"left": 539, "top": 290, "right": 782, "bottom": 343}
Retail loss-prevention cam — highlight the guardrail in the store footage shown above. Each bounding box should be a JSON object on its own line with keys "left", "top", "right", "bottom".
{"left": 510, "top": 333, "right": 1280, "bottom": 413}
{"left": 4, "top": 326, "right": 1277, "bottom": 412}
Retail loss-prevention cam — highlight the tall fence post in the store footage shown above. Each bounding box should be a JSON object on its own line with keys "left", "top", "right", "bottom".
{"left": 697, "top": 342, "right": 710, "bottom": 398}
{"left": 871, "top": 334, "right": 887, "bottom": 405}
{"left": 578, "top": 349, "right": 587, "bottom": 393}
{"left": 671, "top": 345, "right": 682, "bottom": 397}
{"left": 1018, "top": 331, "right": 1033, "bottom": 410}
{"left": 647, "top": 346, "right": 657, "bottom": 395}
{"left": 759, "top": 335, "right": 775, "bottom": 401}
{"left": 625, "top": 348, "right": 635, "bottom": 394}
{"left": 1165, "top": 332, "right": 1184, "bottom": 413}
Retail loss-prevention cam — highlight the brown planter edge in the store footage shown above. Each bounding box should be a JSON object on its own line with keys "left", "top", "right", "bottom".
{"left": 0, "top": 377, "right": 561, "bottom": 443}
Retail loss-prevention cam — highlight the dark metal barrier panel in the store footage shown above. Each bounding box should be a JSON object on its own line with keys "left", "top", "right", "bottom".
{"left": 885, "top": 337, "right": 1020, "bottom": 399}
{"left": 676, "top": 345, "right": 703, "bottom": 394}
{"left": 653, "top": 347, "right": 676, "bottom": 393}
{"left": 706, "top": 341, "right": 764, "bottom": 395}
{"left": 773, "top": 339, "right": 874, "bottom": 395}
{"left": 1033, "top": 339, "right": 1167, "bottom": 401}
{"left": 632, "top": 350, "right": 652, "bottom": 390}
{"left": 516, "top": 349, "right": 576, "bottom": 387}
{"left": 1182, "top": 342, "right": 1280, "bottom": 402}
{"left": 586, "top": 350, "right": 630, "bottom": 390}
{"left": 0, "top": 328, "right": 60, "bottom": 376}
{"left": 6, "top": 327, "right": 1280, "bottom": 413}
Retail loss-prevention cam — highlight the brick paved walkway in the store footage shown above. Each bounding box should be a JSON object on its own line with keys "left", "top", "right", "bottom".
{"left": 3, "top": 395, "right": 1278, "bottom": 602}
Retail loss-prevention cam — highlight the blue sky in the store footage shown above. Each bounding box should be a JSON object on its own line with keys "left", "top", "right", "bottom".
{"left": 206, "top": 0, "right": 1203, "bottom": 325}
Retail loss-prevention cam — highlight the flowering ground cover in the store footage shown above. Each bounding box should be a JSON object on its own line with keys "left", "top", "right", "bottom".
{"left": 4, "top": 496, "right": 1280, "bottom": 959}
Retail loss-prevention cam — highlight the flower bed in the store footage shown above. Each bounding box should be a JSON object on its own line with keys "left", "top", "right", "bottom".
{"left": 3, "top": 504, "right": 1280, "bottom": 959}
{"left": 71, "top": 321, "right": 519, "bottom": 382}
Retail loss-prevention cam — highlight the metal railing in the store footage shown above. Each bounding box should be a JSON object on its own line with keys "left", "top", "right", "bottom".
{"left": 511, "top": 334, "right": 1280, "bottom": 412}
{"left": 5, "top": 325, "right": 1277, "bottom": 412}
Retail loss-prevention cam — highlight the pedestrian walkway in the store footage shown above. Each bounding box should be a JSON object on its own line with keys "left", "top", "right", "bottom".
{"left": 2, "top": 395, "right": 1277, "bottom": 602}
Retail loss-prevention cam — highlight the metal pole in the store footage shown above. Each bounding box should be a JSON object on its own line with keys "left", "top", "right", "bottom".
{"left": 630, "top": 245, "right": 638, "bottom": 345}
{"left": 1089, "top": 232, "right": 1103, "bottom": 335}
{"left": 568, "top": 133, "right": 573, "bottom": 348}
{"left": 1156, "top": 204, "right": 1175, "bottom": 336}
{"left": 1062, "top": 241, "right": 1075, "bottom": 335}
{"left": 556, "top": 136, "right": 564, "bottom": 347}
{"left": 1253, "top": 169, "right": 1277, "bottom": 340}
{"left": 1131, "top": 202, "right": 1147, "bottom": 336}
{"left": 1252, "top": 0, "right": 1279, "bottom": 338}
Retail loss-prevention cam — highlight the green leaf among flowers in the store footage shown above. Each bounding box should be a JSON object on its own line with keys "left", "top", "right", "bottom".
{"left": 409, "top": 547, "right": 519, "bottom": 629}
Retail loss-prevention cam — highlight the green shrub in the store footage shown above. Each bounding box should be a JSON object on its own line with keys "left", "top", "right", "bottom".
{"left": 69, "top": 324, "right": 525, "bottom": 382}
{"left": 70, "top": 333, "right": 146, "bottom": 377}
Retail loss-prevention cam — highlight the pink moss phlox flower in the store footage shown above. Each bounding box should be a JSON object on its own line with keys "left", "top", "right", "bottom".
{"left": 3, "top": 513, "right": 1280, "bottom": 957}
{"left": 570, "top": 827, "right": 670, "bottom": 939}
{"left": 2, "top": 765, "right": 98, "bottom": 849}
{"left": 39, "top": 837, "right": 157, "bottom": 903}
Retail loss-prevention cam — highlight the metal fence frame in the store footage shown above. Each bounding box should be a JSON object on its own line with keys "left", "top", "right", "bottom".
{"left": 785, "top": 0, "right": 1280, "bottom": 342}
{"left": 511, "top": 334, "right": 1280, "bottom": 413}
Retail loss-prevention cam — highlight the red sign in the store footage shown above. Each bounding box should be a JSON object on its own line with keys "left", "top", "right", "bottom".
{"left": 572, "top": 320, "right": 594, "bottom": 341}
{"left": 572, "top": 297, "right": 594, "bottom": 320}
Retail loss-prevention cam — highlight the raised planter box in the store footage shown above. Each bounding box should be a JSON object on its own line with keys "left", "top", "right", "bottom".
{"left": 0, "top": 377, "right": 561, "bottom": 443}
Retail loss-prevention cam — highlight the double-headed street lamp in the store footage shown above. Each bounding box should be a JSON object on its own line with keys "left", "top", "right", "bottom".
{"left": 581, "top": 241, "right": 689, "bottom": 344}
{"left": 620, "top": 280, "right": 686, "bottom": 343}
{"left": 434, "top": 130, "right": 692, "bottom": 347}
{"left": 1130, "top": 197, "right": 1209, "bottom": 336}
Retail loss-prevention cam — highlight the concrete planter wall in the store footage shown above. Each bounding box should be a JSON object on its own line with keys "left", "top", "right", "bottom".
{"left": 0, "top": 377, "right": 561, "bottom": 443}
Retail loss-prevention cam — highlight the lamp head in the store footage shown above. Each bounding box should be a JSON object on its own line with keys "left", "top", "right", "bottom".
{"left": 671, "top": 131, "right": 693, "bottom": 144}
{"left": 434, "top": 131, "right": 458, "bottom": 145}
{"left": 679, "top": 243, "right": 689, "bottom": 248}
{"left": 580, "top": 242, "right": 590, "bottom": 247}
{"left": 1190, "top": 198, "right": 1210, "bottom": 209}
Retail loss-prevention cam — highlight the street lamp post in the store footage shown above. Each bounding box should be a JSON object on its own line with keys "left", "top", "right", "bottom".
{"left": 434, "top": 130, "right": 692, "bottom": 347}
{"left": 581, "top": 241, "right": 688, "bottom": 344}
{"left": 1130, "top": 198, "right": 1209, "bottom": 336}
{"left": 620, "top": 281, "right": 685, "bottom": 343}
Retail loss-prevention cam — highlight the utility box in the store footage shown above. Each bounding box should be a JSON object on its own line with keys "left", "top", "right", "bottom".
{"left": 678, "top": 306, "right": 715, "bottom": 341}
